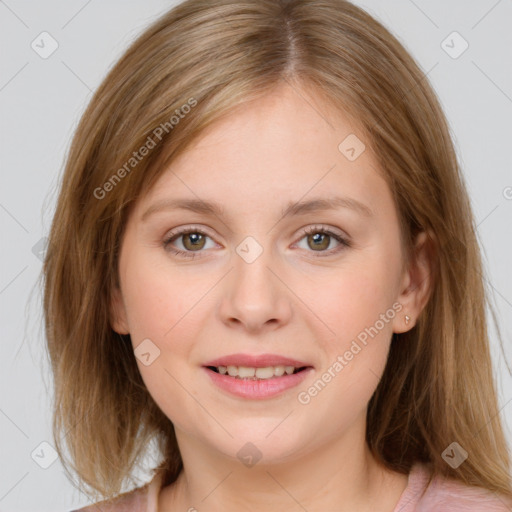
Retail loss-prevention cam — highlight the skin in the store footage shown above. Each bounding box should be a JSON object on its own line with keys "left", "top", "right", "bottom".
{"left": 111, "top": 82, "right": 433, "bottom": 511}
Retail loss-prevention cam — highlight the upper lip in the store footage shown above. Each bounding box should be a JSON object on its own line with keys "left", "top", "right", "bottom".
{"left": 203, "top": 353, "right": 313, "bottom": 368}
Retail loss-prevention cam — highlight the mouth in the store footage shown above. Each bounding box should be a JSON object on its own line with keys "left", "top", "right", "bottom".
{"left": 202, "top": 353, "right": 314, "bottom": 399}
{"left": 206, "top": 364, "right": 309, "bottom": 380}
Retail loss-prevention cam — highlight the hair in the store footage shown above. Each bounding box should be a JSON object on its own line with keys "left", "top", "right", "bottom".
{"left": 42, "top": 0, "right": 512, "bottom": 502}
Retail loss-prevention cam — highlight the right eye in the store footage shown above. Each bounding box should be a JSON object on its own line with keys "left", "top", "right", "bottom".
{"left": 163, "top": 227, "right": 217, "bottom": 258}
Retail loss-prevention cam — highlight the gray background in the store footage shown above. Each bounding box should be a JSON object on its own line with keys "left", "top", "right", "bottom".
{"left": 1, "top": 1, "right": 511, "bottom": 510}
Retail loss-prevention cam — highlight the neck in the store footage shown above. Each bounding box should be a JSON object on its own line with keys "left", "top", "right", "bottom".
{"left": 158, "top": 415, "right": 407, "bottom": 512}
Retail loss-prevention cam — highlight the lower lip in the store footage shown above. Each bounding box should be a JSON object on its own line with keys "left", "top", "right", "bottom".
{"left": 203, "top": 367, "right": 313, "bottom": 399}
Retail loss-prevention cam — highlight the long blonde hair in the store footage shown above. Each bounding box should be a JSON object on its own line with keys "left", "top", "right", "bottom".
{"left": 42, "top": 0, "right": 512, "bottom": 501}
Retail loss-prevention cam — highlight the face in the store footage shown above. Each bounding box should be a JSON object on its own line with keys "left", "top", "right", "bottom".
{"left": 111, "top": 84, "right": 427, "bottom": 465}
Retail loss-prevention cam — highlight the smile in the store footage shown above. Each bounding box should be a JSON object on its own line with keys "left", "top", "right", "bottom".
{"left": 208, "top": 364, "right": 306, "bottom": 379}
{"left": 202, "top": 354, "right": 314, "bottom": 399}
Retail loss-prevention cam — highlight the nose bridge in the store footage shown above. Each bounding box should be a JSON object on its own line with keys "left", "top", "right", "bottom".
{"left": 233, "top": 237, "right": 279, "bottom": 307}
{"left": 219, "top": 236, "right": 291, "bottom": 331}
{"left": 234, "top": 243, "right": 274, "bottom": 300}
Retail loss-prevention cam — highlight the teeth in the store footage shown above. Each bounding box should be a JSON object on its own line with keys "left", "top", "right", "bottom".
{"left": 238, "top": 366, "right": 255, "bottom": 378}
{"left": 214, "top": 364, "right": 302, "bottom": 379}
{"left": 227, "top": 365, "right": 238, "bottom": 377}
{"left": 274, "top": 365, "right": 285, "bottom": 376}
{"left": 255, "top": 367, "right": 274, "bottom": 379}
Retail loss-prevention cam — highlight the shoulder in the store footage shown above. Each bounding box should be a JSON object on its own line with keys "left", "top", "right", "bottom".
{"left": 400, "top": 463, "right": 512, "bottom": 512}
{"left": 71, "top": 488, "right": 147, "bottom": 512}
{"left": 421, "top": 473, "right": 512, "bottom": 511}
{"left": 71, "top": 470, "right": 165, "bottom": 512}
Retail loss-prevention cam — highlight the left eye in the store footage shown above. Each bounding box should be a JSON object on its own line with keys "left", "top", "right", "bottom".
{"left": 163, "top": 225, "right": 350, "bottom": 259}
{"left": 295, "top": 227, "right": 348, "bottom": 253}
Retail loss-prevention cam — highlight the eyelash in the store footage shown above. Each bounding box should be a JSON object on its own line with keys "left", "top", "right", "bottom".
{"left": 163, "top": 225, "right": 350, "bottom": 259}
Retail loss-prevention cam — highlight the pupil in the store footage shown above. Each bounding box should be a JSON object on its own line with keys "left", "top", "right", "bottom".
{"left": 309, "top": 233, "right": 328, "bottom": 250}
{"left": 184, "top": 233, "right": 205, "bottom": 250}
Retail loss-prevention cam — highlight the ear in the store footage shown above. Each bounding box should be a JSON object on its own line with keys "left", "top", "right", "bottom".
{"left": 392, "top": 230, "right": 436, "bottom": 334}
{"left": 110, "top": 285, "right": 130, "bottom": 335}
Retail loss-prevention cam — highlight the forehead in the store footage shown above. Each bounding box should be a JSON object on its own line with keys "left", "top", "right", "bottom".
{"left": 135, "top": 85, "right": 391, "bottom": 221}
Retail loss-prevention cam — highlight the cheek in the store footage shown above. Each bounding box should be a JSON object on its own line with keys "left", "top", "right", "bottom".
{"left": 294, "top": 271, "right": 396, "bottom": 430}
{"left": 307, "top": 259, "right": 399, "bottom": 344}
{"left": 121, "top": 256, "right": 202, "bottom": 342}
{"left": 298, "top": 250, "right": 400, "bottom": 396}
{"left": 119, "top": 256, "right": 211, "bottom": 425}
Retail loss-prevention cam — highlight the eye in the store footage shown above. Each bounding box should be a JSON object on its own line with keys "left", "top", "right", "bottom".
{"left": 163, "top": 224, "right": 350, "bottom": 259}
{"left": 294, "top": 225, "right": 350, "bottom": 255}
{"left": 163, "top": 227, "right": 216, "bottom": 259}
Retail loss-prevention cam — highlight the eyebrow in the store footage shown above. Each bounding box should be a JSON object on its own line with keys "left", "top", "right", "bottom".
{"left": 141, "top": 195, "right": 374, "bottom": 222}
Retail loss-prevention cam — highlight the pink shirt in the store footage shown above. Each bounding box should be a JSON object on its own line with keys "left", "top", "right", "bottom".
{"left": 73, "top": 462, "right": 512, "bottom": 511}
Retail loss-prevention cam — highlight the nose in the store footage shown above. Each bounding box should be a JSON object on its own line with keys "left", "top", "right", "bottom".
{"left": 218, "top": 248, "right": 293, "bottom": 334}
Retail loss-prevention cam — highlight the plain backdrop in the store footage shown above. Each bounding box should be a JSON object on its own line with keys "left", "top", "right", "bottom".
{"left": 1, "top": 0, "right": 511, "bottom": 510}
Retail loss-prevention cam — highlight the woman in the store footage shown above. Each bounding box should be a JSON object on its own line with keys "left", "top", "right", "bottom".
{"left": 43, "top": 0, "right": 512, "bottom": 510}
